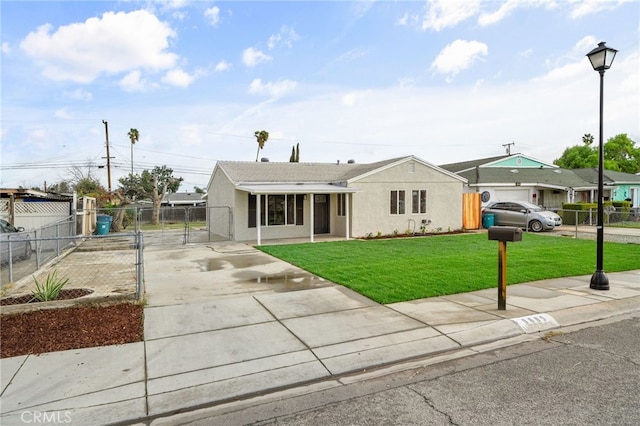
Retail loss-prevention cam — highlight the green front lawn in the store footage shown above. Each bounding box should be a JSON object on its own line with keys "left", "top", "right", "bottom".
{"left": 258, "top": 233, "right": 640, "bottom": 304}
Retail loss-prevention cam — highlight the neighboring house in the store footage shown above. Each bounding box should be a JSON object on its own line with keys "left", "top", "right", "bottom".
{"left": 207, "top": 156, "right": 466, "bottom": 243}
{"left": 440, "top": 153, "right": 640, "bottom": 210}
{"left": 162, "top": 192, "right": 206, "bottom": 207}
{"left": 440, "top": 154, "right": 597, "bottom": 209}
{"left": 572, "top": 168, "right": 640, "bottom": 208}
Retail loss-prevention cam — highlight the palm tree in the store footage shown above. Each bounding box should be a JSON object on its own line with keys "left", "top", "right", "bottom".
{"left": 254, "top": 130, "right": 269, "bottom": 162}
{"left": 128, "top": 128, "right": 139, "bottom": 174}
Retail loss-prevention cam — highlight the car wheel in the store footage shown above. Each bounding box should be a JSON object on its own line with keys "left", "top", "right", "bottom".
{"left": 24, "top": 242, "right": 33, "bottom": 260}
{"left": 529, "top": 220, "right": 544, "bottom": 232}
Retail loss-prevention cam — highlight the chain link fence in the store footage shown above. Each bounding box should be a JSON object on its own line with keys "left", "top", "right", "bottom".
{"left": 1, "top": 233, "right": 142, "bottom": 307}
{"left": 554, "top": 208, "right": 640, "bottom": 245}
{"left": 95, "top": 205, "right": 232, "bottom": 245}
{"left": 1, "top": 216, "right": 75, "bottom": 285}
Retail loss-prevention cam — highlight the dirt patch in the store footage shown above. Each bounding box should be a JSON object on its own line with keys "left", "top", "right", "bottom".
{"left": 1, "top": 302, "right": 144, "bottom": 358}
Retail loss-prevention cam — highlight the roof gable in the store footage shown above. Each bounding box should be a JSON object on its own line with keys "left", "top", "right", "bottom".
{"left": 440, "top": 153, "right": 555, "bottom": 173}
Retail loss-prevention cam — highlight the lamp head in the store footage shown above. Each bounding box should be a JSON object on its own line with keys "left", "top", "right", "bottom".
{"left": 586, "top": 41, "right": 617, "bottom": 72}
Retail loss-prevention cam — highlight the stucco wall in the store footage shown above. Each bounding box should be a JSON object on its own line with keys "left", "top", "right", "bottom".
{"left": 233, "top": 192, "right": 314, "bottom": 242}
{"left": 349, "top": 161, "right": 463, "bottom": 237}
{"left": 207, "top": 168, "right": 236, "bottom": 238}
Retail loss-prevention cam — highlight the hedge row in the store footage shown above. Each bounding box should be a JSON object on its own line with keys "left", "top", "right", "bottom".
{"left": 560, "top": 201, "right": 631, "bottom": 224}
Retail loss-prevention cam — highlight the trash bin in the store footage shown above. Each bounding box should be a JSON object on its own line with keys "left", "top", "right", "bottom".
{"left": 96, "top": 215, "right": 112, "bottom": 235}
{"left": 482, "top": 213, "right": 495, "bottom": 229}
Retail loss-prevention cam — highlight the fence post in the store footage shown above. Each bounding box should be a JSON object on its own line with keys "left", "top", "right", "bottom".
{"left": 56, "top": 223, "right": 61, "bottom": 256}
{"left": 136, "top": 231, "right": 144, "bottom": 299}
{"left": 7, "top": 234, "right": 14, "bottom": 282}
{"left": 183, "top": 207, "right": 188, "bottom": 245}
{"left": 35, "top": 228, "right": 41, "bottom": 269}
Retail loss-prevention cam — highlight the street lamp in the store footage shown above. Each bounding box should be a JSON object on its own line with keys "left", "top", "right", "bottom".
{"left": 586, "top": 41, "right": 617, "bottom": 291}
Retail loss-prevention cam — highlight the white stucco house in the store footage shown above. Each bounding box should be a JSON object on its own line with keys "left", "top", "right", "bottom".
{"left": 206, "top": 156, "right": 466, "bottom": 244}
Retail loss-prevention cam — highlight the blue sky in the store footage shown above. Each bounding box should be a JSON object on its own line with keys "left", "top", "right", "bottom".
{"left": 1, "top": 0, "right": 639, "bottom": 191}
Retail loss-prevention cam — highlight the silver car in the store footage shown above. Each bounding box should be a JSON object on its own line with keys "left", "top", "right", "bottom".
{"left": 0, "top": 219, "right": 32, "bottom": 264}
{"left": 483, "top": 201, "right": 562, "bottom": 232}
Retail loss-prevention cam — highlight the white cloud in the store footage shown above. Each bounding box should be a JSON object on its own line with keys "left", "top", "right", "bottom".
{"left": 569, "top": 0, "right": 630, "bottom": 19}
{"left": 54, "top": 108, "right": 74, "bottom": 119}
{"left": 204, "top": 6, "right": 220, "bottom": 26}
{"left": 2, "top": 42, "right": 11, "bottom": 54}
{"left": 63, "top": 88, "right": 93, "bottom": 101}
{"left": 248, "top": 78, "right": 297, "bottom": 97}
{"left": 478, "top": 0, "right": 520, "bottom": 26}
{"left": 342, "top": 92, "right": 357, "bottom": 107}
{"left": 119, "top": 70, "right": 152, "bottom": 92}
{"left": 479, "top": 0, "right": 557, "bottom": 26}
{"left": 431, "top": 40, "right": 488, "bottom": 80}
{"left": 575, "top": 35, "right": 599, "bottom": 54}
{"left": 242, "top": 47, "right": 272, "bottom": 67}
{"left": 179, "top": 125, "right": 202, "bottom": 146}
{"left": 162, "top": 68, "right": 198, "bottom": 87}
{"left": 214, "top": 61, "right": 232, "bottom": 72}
{"left": 267, "top": 26, "right": 299, "bottom": 50}
{"left": 421, "top": 0, "right": 480, "bottom": 31}
{"left": 397, "top": 12, "right": 408, "bottom": 26}
{"left": 20, "top": 10, "right": 177, "bottom": 84}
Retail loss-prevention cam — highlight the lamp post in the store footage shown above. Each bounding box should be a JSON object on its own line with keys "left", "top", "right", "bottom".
{"left": 586, "top": 41, "right": 617, "bottom": 291}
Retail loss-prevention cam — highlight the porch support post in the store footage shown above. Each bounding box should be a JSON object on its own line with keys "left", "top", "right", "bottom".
{"left": 309, "top": 193, "right": 314, "bottom": 243}
{"left": 256, "top": 193, "right": 261, "bottom": 245}
{"left": 345, "top": 192, "right": 350, "bottom": 240}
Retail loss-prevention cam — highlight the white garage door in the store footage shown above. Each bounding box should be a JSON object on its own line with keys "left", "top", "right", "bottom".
{"left": 494, "top": 189, "right": 529, "bottom": 202}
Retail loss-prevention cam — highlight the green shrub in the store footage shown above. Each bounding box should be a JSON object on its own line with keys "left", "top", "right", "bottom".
{"left": 611, "top": 201, "right": 631, "bottom": 222}
{"left": 561, "top": 203, "right": 596, "bottom": 225}
{"left": 31, "top": 270, "right": 69, "bottom": 302}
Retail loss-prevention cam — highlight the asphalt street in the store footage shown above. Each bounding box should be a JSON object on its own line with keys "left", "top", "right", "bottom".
{"left": 159, "top": 313, "right": 640, "bottom": 426}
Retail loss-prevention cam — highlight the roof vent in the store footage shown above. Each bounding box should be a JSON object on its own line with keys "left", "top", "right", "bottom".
{"left": 260, "top": 157, "right": 269, "bottom": 162}
{"left": 347, "top": 159, "right": 355, "bottom": 164}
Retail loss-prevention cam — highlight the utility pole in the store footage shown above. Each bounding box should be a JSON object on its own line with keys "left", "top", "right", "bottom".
{"left": 102, "top": 120, "right": 112, "bottom": 192}
{"left": 502, "top": 142, "right": 515, "bottom": 155}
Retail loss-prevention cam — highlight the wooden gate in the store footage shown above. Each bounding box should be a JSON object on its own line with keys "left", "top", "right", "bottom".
{"left": 463, "top": 193, "right": 481, "bottom": 230}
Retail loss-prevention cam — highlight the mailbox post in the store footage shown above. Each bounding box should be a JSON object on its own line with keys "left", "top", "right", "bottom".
{"left": 488, "top": 226, "right": 522, "bottom": 310}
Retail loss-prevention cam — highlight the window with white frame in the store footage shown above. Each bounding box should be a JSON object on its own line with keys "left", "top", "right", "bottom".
{"left": 337, "top": 193, "right": 346, "bottom": 216}
{"left": 249, "top": 194, "right": 303, "bottom": 227}
{"left": 390, "top": 190, "right": 405, "bottom": 215}
{"left": 412, "top": 190, "right": 427, "bottom": 214}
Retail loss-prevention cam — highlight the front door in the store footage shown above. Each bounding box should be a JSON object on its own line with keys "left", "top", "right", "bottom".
{"left": 314, "top": 194, "right": 330, "bottom": 234}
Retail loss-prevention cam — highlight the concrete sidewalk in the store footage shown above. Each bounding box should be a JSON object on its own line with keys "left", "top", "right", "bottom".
{"left": 1, "top": 241, "right": 639, "bottom": 425}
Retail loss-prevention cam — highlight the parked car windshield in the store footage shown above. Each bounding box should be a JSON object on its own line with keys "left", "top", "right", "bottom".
{"left": 0, "top": 219, "right": 19, "bottom": 233}
{"left": 518, "top": 202, "right": 545, "bottom": 212}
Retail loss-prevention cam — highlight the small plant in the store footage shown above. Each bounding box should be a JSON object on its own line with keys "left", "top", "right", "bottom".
{"left": 405, "top": 229, "right": 412, "bottom": 236}
{"left": 392, "top": 229, "right": 399, "bottom": 237}
{"left": 365, "top": 232, "right": 374, "bottom": 239}
{"left": 31, "top": 270, "right": 69, "bottom": 302}
{"left": 435, "top": 227, "right": 443, "bottom": 234}
{"left": 376, "top": 231, "right": 382, "bottom": 238}
{"left": 419, "top": 225, "right": 428, "bottom": 234}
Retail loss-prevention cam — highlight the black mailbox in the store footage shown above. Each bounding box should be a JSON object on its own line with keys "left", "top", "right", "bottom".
{"left": 488, "top": 226, "right": 522, "bottom": 242}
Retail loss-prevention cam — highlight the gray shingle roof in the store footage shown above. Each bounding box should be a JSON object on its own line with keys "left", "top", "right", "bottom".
{"left": 439, "top": 155, "right": 511, "bottom": 173}
{"left": 572, "top": 168, "right": 640, "bottom": 184}
{"left": 217, "top": 157, "right": 408, "bottom": 184}
{"left": 458, "top": 167, "right": 592, "bottom": 188}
